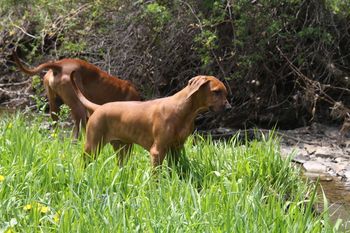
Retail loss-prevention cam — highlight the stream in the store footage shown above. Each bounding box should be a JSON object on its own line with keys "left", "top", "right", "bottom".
{"left": 308, "top": 174, "right": 350, "bottom": 231}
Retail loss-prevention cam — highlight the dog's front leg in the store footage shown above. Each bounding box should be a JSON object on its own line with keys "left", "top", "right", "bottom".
{"left": 169, "top": 146, "right": 190, "bottom": 177}
{"left": 150, "top": 144, "right": 166, "bottom": 168}
{"left": 168, "top": 146, "right": 183, "bottom": 167}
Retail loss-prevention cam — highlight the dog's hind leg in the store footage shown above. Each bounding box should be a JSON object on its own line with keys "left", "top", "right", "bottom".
{"left": 43, "top": 71, "right": 60, "bottom": 122}
{"left": 62, "top": 85, "right": 87, "bottom": 139}
{"left": 84, "top": 133, "right": 107, "bottom": 165}
{"left": 70, "top": 107, "right": 87, "bottom": 139}
{"left": 110, "top": 140, "right": 133, "bottom": 166}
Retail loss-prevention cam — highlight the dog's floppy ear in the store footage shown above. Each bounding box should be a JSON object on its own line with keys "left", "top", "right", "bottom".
{"left": 187, "top": 76, "right": 210, "bottom": 99}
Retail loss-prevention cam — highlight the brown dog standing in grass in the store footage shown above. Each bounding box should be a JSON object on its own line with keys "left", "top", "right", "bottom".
{"left": 71, "top": 72, "right": 231, "bottom": 167}
{"left": 13, "top": 52, "right": 140, "bottom": 138}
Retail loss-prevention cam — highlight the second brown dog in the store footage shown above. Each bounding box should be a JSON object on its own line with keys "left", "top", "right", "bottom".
{"left": 71, "top": 72, "right": 231, "bottom": 167}
{"left": 13, "top": 52, "right": 140, "bottom": 138}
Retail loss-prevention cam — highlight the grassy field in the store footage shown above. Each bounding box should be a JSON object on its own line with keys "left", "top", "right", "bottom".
{"left": 0, "top": 113, "right": 339, "bottom": 232}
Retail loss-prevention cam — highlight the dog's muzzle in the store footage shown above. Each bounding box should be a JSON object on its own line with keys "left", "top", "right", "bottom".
{"left": 209, "top": 101, "right": 232, "bottom": 112}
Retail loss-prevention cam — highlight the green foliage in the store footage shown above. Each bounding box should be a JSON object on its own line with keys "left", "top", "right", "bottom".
{"left": 58, "top": 105, "right": 71, "bottom": 123}
{"left": 31, "top": 75, "right": 47, "bottom": 113}
{"left": 0, "top": 114, "right": 338, "bottom": 232}
{"left": 194, "top": 29, "right": 218, "bottom": 66}
{"left": 326, "top": 0, "right": 350, "bottom": 15}
{"left": 297, "top": 27, "right": 333, "bottom": 44}
{"left": 143, "top": 2, "right": 171, "bottom": 31}
{"left": 1, "top": 0, "right": 95, "bottom": 59}
{"left": 190, "top": 0, "right": 349, "bottom": 83}
{"left": 193, "top": 0, "right": 226, "bottom": 68}
{"left": 61, "top": 40, "right": 87, "bottom": 54}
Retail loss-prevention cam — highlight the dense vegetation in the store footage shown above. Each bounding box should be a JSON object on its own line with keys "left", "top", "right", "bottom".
{"left": 0, "top": 114, "right": 340, "bottom": 232}
{"left": 1, "top": 0, "right": 350, "bottom": 130}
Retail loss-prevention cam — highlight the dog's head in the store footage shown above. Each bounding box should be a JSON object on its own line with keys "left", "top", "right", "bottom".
{"left": 187, "top": 75, "right": 231, "bottom": 112}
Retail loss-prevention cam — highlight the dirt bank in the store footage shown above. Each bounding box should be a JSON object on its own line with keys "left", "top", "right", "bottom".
{"left": 279, "top": 123, "right": 350, "bottom": 181}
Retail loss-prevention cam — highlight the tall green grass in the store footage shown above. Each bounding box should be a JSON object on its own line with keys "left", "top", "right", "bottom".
{"left": 0, "top": 113, "right": 337, "bottom": 232}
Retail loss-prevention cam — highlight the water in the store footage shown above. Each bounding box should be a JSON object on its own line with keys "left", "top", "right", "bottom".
{"left": 305, "top": 174, "right": 350, "bottom": 231}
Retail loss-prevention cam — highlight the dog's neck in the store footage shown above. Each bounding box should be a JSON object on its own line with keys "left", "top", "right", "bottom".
{"left": 171, "top": 86, "right": 208, "bottom": 122}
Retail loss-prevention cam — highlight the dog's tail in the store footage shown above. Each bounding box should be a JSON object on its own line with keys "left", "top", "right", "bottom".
{"left": 12, "top": 51, "right": 62, "bottom": 75}
{"left": 70, "top": 71, "right": 100, "bottom": 114}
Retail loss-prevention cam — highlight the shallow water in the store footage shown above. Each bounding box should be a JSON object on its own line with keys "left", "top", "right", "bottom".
{"left": 305, "top": 173, "right": 350, "bottom": 231}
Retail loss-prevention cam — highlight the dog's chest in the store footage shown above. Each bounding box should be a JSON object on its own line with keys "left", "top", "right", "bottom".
{"left": 173, "top": 124, "right": 193, "bottom": 145}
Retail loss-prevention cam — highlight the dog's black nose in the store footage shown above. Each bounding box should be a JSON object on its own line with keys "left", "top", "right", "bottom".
{"left": 225, "top": 101, "right": 232, "bottom": 110}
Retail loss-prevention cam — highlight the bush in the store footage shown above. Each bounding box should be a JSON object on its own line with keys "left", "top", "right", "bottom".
{"left": 1, "top": 0, "right": 350, "bottom": 129}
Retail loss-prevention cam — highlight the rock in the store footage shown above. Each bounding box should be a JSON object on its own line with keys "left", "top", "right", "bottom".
{"left": 309, "top": 154, "right": 316, "bottom": 159}
{"left": 320, "top": 176, "right": 333, "bottom": 182}
{"left": 320, "top": 161, "right": 337, "bottom": 173}
{"left": 280, "top": 147, "right": 294, "bottom": 157}
{"left": 327, "top": 169, "right": 337, "bottom": 177}
{"left": 304, "top": 172, "right": 333, "bottom": 181}
{"left": 304, "top": 144, "right": 317, "bottom": 154}
{"left": 216, "top": 127, "right": 233, "bottom": 134}
{"left": 344, "top": 171, "right": 350, "bottom": 180}
{"left": 335, "top": 157, "right": 344, "bottom": 163}
{"left": 332, "top": 163, "right": 348, "bottom": 174}
{"left": 315, "top": 153, "right": 336, "bottom": 159}
{"left": 303, "top": 161, "right": 327, "bottom": 173}
{"left": 291, "top": 154, "right": 308, "bottom": 164}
